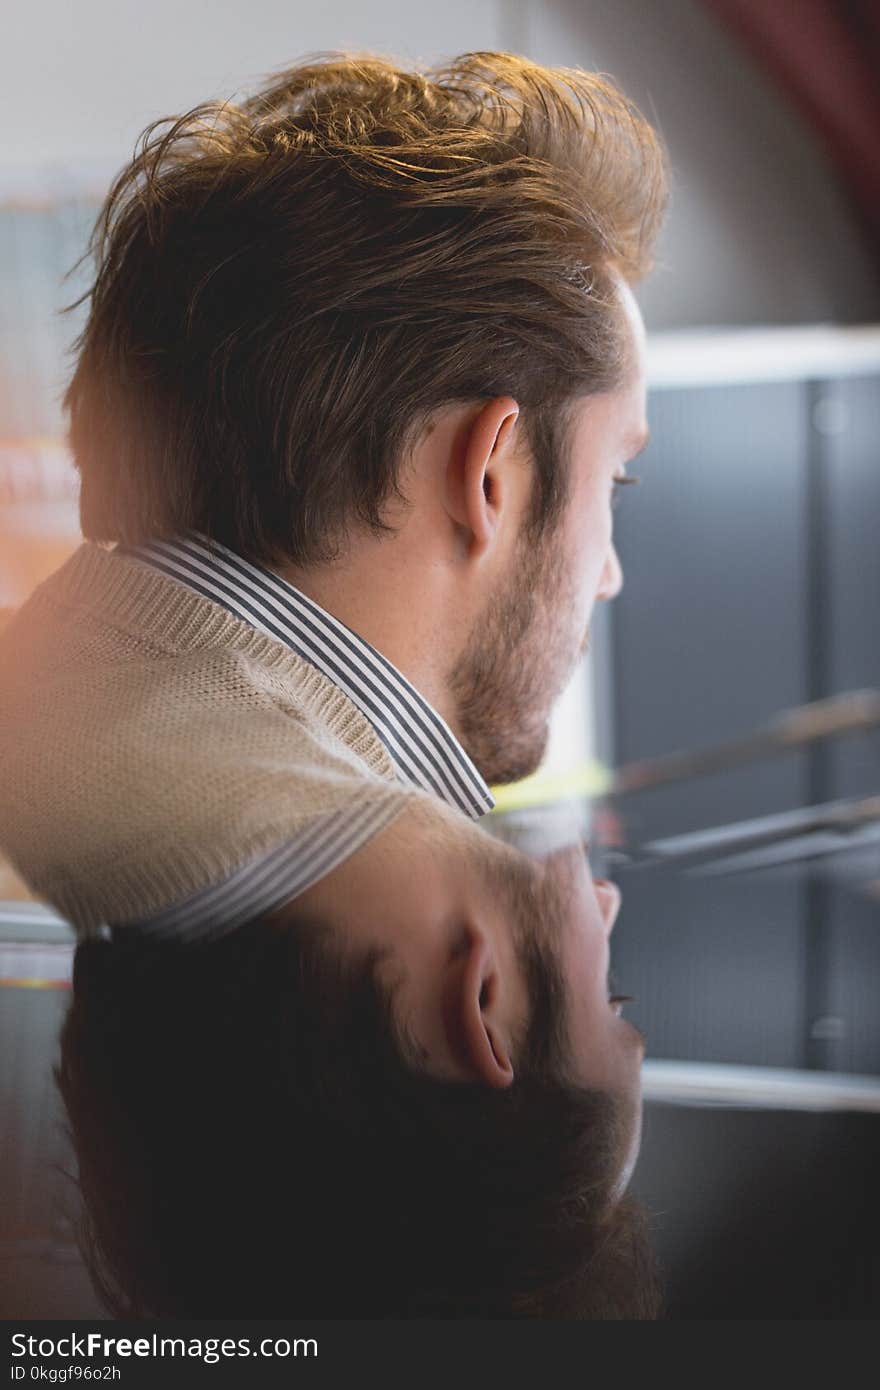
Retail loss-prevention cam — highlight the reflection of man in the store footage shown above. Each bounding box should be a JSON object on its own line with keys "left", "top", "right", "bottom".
{"left": 0, "top": 50, "right": 667, "bottom": 1316}
{"left": 274, "top": 798, "right": 645, "bottom": 1124}
{"left": 60, "top": 795, "right": 655, "bottom": 1318}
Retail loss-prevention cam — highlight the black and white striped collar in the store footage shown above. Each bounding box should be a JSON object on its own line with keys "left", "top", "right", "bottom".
{"left": 115, "top": 531, "right": 494, "bottom": 820}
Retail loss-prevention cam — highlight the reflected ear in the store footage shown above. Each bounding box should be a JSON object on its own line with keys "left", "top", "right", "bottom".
{"left": 440, "top": 925, "right": 515, "bottom": 1088}
{"left": 445, "top": 397, "right": 521, "bottom": 556}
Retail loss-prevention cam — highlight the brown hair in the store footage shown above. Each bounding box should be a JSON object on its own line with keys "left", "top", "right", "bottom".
{"left": 63, "top": 50, "right": 669, "bottom": 567}
{"left": 57, "top": 914, "right": 661, "bottom": 1319}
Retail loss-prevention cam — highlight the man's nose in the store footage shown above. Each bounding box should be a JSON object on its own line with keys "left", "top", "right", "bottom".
{"left": 593, "top": 878, "right": 622, "bottom": 935}
{"left": 597, "top": 542, "right": 623, "bottom": 601}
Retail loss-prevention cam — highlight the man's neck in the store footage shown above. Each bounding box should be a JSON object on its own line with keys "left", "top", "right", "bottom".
{"left": 270, "top": 547, "right": 464, "bottom": 735}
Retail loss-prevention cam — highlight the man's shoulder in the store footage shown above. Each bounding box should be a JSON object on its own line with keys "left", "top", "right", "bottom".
{"left": 0, "top": 561, "right": 399, "bottom": 932}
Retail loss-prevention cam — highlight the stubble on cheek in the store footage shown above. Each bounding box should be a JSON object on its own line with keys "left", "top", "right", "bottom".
{"left": 448, "top": 524, "right": 587, "bottom": 785}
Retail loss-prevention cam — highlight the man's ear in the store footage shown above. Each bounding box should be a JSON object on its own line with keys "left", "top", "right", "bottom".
{"left": 445, "top": 397, "right": 521, "bottom": 557}
{"left": 440, "top": 924, "right": 516, "bottom": 1088}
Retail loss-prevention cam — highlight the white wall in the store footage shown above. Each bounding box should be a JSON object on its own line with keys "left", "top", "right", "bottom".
{"left": 527, "top": 0, "right": 880, "bottom": 329}
{"left": 3, "top": 1, "right": 499, "bottom": 193}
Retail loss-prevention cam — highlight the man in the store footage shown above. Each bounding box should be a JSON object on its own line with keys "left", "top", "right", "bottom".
{"left": 59, "top": 796, "right": 654, "bottom": 1318}
{"left": 1, "top": 49, "right": 668, "bottom": 1315}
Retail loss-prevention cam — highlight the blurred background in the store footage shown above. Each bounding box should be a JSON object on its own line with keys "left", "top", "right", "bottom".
{"left": 2, "top": 0, "right": 878, "bottom": 1319}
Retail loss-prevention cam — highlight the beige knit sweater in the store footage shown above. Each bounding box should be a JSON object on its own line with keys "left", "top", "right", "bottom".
{"left": 0, "top": 542, "right": 415, "bottom": 935}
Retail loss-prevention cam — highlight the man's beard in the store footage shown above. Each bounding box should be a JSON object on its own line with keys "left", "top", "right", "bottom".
{"left": 448, "top": 525, "right": 582, "bottom": 787}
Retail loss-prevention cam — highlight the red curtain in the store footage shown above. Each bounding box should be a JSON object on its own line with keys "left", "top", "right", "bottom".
{"left": 702, "top": 0, "right": 880, "bottom": 268}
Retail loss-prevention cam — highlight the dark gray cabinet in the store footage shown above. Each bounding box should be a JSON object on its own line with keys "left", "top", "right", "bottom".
{"left": 604, "top": 353, "right": 879, "bottom": 1073}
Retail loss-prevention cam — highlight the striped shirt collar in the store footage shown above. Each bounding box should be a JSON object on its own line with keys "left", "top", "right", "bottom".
{"left": 115, "top": 530, "right": 494, "bottom": 820}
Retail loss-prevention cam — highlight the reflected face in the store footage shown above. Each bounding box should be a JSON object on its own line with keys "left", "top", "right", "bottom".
{"left": 450, "top": 277, "right": 649, "bottom": 785}
{"left": 452, "top": 831, "right": 645, "bottom": 1191}
{"left": 518, "top": 842, "right": 645, "bottom": 1193}
{"left": 481, "top": 835, "right": 644, "bottom": 1088}
{"left": 281, "top": 802, "right": 644, "bottom": 1190}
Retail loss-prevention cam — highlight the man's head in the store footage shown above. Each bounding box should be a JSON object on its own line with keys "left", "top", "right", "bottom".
{"left": 274, "top": 794, "right": 644, "bottom": 1107}
{"left": 64, "top": 50, "right": 668, "bottom": 782}
{"left": 58, "top": 799, "right": 657, "bottom": 1318}
{"left": 277, "top": 794, "right": 647, "bottom": 1199}
{"left": 447, "top": 277, "right": 649, "bottom": 781}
